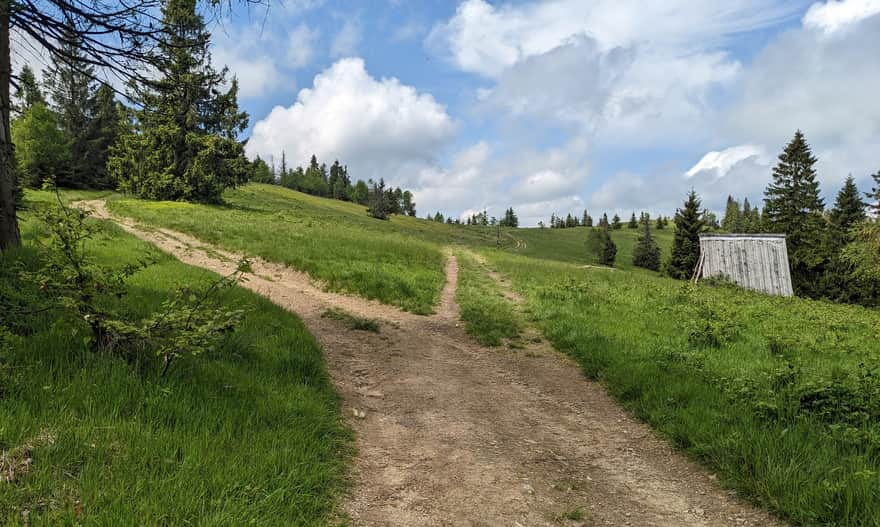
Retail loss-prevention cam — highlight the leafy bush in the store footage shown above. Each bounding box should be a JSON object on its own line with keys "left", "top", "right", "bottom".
{"left": 3, "top": 196, "right": 244, "bottom": 374}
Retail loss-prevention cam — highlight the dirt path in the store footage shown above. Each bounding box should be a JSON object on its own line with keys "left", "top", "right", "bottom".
{"left": 78, "top": 200, "right": 781, "bottom": 527}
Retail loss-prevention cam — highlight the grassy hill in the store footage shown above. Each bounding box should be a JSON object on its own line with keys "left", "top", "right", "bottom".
{"left": 108, "top": 184, "right": 674, "bottom": 313}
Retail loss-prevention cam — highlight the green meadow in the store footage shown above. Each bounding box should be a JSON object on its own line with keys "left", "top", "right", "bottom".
{"left": 484, "top": 250, "right": 880, "bottom": 526}
{"left": 7, "top": 184, "right": 879, "bottom": 525}
{"left": 0, "top": 193, "right": 350, "bottom": 525}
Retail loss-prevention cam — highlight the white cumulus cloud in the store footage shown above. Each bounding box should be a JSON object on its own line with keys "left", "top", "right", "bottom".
{"left": 803, "top": 0, "right": 880, "bottom": 33}
{"left": 246, "top": 58, "right": 456, "bottom": 183}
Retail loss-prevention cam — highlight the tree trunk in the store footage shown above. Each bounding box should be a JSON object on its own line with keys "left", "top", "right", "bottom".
{"left": 0, "top": 0, "right": 21, "bottom": 251}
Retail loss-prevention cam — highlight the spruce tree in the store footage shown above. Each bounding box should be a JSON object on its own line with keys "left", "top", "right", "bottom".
{"left": 628, "top": 212, "right": 638, "bottom": 228}
{"left": 824, "top": 175, "right": 868, "bottom": 302}
{"left": 249, "top": 156, "right": 274, "bottom": 183}
{"left": 869, "top": 169, "right": 880, "bottom": 215}
{"left": 367, "top": 179, "right": 391, "bottom": 219}
{"left": 667, "top": 190, "right": 705, "bottom": 279}
{"left": 44, "top": 29, "right": 97, "bottom": 187}
{"left": 599, "top": 213, "right": 609, "bottom": 229}
{"left": 587, "top": 226, "right": 617, "bottom": 266}
{"left": 109, "top": 0, "right": 249, "bottom": 202}
{"left": 829, "top": 176, "right": 866, "bottom": 245}
{"left": 82, "top": 84, "right": 121, "bottom": 189}
{"left": 721, "top": 195, "right": 741, "bottom": 232}
{"left": 655, "top": 216, "right": 664, "bottom": 229}
{"left": 763, "top": 130, "right": 827, "bottom": 297}
{"left": 402, "top": 191, "right": 416, "bottom": 216}
{"left": 611, "top": 214, "right": 622, "bottom": 229}
{"left": 12, "top": 65, "right": 44, "bottom": 117}
{"left": 632, "top": 220, "right": 661, "bottom": 271}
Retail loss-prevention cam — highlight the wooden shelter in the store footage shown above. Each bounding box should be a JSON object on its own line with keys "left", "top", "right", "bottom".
{"left": 694, "top": 234, "right": 794, "bottom": 297}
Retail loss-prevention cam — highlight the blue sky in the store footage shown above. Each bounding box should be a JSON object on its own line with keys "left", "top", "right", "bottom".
{"left": 210, "top": 0, "right": 880, "bottom": 224}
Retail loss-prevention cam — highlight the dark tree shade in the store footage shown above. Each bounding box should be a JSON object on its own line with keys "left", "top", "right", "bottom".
{"left": 667, "top": 190, "right": 705, "bottom": 279}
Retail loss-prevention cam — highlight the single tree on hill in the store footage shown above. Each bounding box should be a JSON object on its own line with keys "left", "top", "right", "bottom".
{"left": 587, "top": 227, "right": 617, "bottom": 267}
{"left": 611, "top": 214, "right": 622, "bottom": 229}
{"left": 628, "top": 212, "right": 638, "bottom": 228}
{"left": 655, "top": 215, "right": 665, "bottom": 230}
{"left": 633, "top": 220, "right": 661, "bottom": 271}
{"left": 582, "top": 210, "right": 593, "bottom": 227}
{"left": 763, "top": 130, "right": 827, "bottom": 297}
{"left": 667, "top": 190, "right": 705, "bottom": 279}
{"left": 599, "top": 213, "right": 609, "bottom": 229}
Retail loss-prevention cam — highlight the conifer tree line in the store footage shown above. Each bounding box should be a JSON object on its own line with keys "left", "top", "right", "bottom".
{"left": 253, "top": 151, "right": 417, "bottom": 217}
{"left": 667, "top": 130, "right": 880, "bottom": 306}
{"left": 546, "top": 210, "right": 670, "bottom": 230}
{"left": 9, "top": 0, "right": 251, "bottom": 205}
{"left": 425, "top": 207, "right": 519, "bottom": 227}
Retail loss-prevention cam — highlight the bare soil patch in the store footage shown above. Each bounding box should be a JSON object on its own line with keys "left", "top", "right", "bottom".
{"left": 77, "top": 200, "right": 782, "bottom": 526}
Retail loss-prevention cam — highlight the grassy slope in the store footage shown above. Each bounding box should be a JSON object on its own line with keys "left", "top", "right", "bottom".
{"left": 485, "top": 250, "right": 880, "bottom": 526}
{"left": 1, "top": 194, "right": 350, "bottom": 525}
{"left": 109, "top": 185, "right": 496, "bottom": 314}
{"left": 108, "top": 184, "right": 673, "bottom": 313}
{"left": 509, "top": 225, "right": 675, "bottom": 271}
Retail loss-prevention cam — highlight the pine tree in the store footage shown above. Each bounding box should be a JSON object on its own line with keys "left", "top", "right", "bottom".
{"left": 109, "top": 0, "right": 249, "bottom": 202}
{"left": 829, "top": 176, "right": 866, "bottom": 245}
{"left": 12, "top": 65, "right": 44, "bottom": 117}
{"left": 249, "top": 156, "right": 274, "bottom": 183}
{"left": 43, "top": 29, "right": 97, "bottom": 188}
{"left": 632, "top": 220, "right": 661, "bottom": 271}
{"left": 655, "top": 216, "right": 665, "bottom": 229}
{"left": 587, "top": 226, "right": 616, "bottom": 266}
{"left": 367, "top": 178, "right": 391, "bottom": 219}
{"left": 823, "top": 175, "right": 868, "bottom": 302}
{"left": 82, "top": 84, "right": 121, "bottom": 189}
{"left": 599, "top": 213, "right": 609, "bottom": 229}
{"left": 583, "top": 210, "right": 592, "bottom": 227}
{"left": 611, "top": 214, "right": 622, "bottom": 229}
{"left": 628, "top": 212, "right": 638, "bottom": 228}
{"left": 402, "top": 191, "right": 416, "bottom": 216}
{"left": 763, "top": 130, "right": 827, "bottom": 297}
{"left": 721, "top": 195, "right": 741, "bottom": 232}
{"left": 667, "top": 190, "right": 705, "bottom": 279}
{"left": 869, "top": 169, "right": 880, "bottom": 215}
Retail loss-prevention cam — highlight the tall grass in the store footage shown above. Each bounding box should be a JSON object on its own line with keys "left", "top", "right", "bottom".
{"left": 0, "top": 200, "right": 350, "bottom": 525}
{"left": 485, "top": 250, "right": 880, "bottom": 525}
{"left": 454, "top": 251, "right": 523, "bottom": 346}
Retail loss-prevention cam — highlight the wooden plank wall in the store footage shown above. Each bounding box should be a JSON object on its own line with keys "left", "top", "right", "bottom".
{"left": 699, "top": 236, "right": 794, "bottom": 297}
